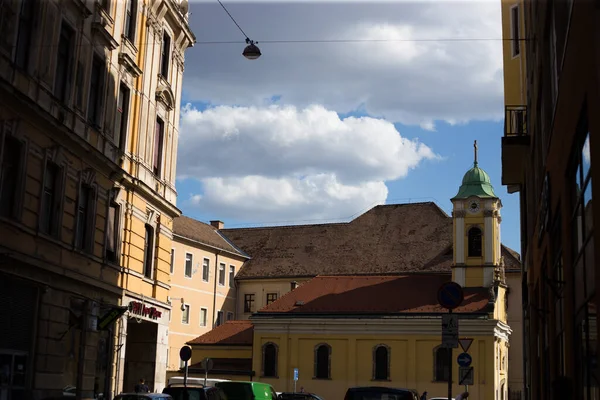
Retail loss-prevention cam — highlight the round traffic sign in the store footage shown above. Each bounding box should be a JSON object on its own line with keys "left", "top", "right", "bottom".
{"left": 437, "top": 281, "right": 464, "bottom": 310}
{"left": 457, "top": 352, "right": 472, "bottom": 367}
{"left": 179, "top": 345, "right": 192, "bottom": 362}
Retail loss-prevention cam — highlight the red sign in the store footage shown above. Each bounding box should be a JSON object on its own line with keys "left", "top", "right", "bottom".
{"left": 129, "top": 301, "right": 162, "bottom": 320}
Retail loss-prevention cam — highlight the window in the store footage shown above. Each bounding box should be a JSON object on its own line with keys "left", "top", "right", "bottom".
{"left": 105, "top": 202, "right": 120, "bottom": 263}
{"left": 0, "top": 136, "right": 23, "bottom": 219}
{"left": 88, "top": 56, "right": 105, "bottom": 127}
{"left": 75, "top": 61, "right": 85, "bottom": 110}
{"left": 510, "top": 5, "right": 520, "bottom": 57}
{"left": 54, "top": 22, "right": 74, "bottom": 102}
{"left": 202, "top": 258, "right": 209, "bottom": 282}
{"left": 170, "top": 249, "right": 174, "bottom": 274}
{"left": 75, "top": 184, "right": 95, "bottom": 251}
{"left": 199, "top": 308, "right": 207, "bottom": 326}
{"left": 40, "top": 161, "right": 60, "bottom": 234}
{"left": 227, "top": 312, "right": 234, "bottom": 321}
{"left": 123, "top": 0, "right": 136, "bottom": 41}
{"left": 262, "top": 343, "right": 278, "bottom": 377}
{"left": 153, "top": 117, "right": 164, "bottom": 177}
{"left": 115, "top": 83, "right": 130, "bottom": 151}
{"left": 373, "top": 345, "right": 390, "bottom": 380}
{"left": 160, "top": 31, "right": 171, "bottom": 79}
{"left": 229, "top": 265, "right": 235, "bottom": 288}
{"left": 184, "top": 253, "right": 193, "bottom": 278}
{"left": 181, "top": 304, "right": 190, "bottom": 324}
{"left": 15, "top": 0, "right": 35, "bottom": 69}
{"left": 216, "top": 311, "right": 224, "bottom": 326}
{"left": 244, "top": 294, "right": 255, "bottom": 313}
{"left": 467, "top": 227, "right": 482, "bottom": 257}
{"left": 314, "top": 344, "right": 331, "bottom": 379}
{"left": 218, "top": 263, "right": 225, "bottom": 286}
{"left": 266, "top": 293, "right": 278, "bottom": 305}
{"left": 434, "top": 346, "right": 450, "bottom": 381}
{"left": 143, "top": 224, "right": 154, "bottom": 279}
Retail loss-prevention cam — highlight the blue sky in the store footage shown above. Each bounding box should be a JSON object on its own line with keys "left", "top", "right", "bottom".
{"left": 174, "top": 1, "right": 520, "bottom": 252}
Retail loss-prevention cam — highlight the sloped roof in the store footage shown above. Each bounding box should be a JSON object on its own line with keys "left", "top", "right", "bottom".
{"left": 220, "top": 202, "right": 521, "bottom": 279}
{"left": 187, "top": 358, "right": 253, "bottom": 376}
{"left": 187, "top": 320, "right": 253, "bottom": 346}
{"left": 173, "top": 216, "right": 249, "bottom": 257}
{"left": 258, "top": 275, "right": 492, "bottom": 315}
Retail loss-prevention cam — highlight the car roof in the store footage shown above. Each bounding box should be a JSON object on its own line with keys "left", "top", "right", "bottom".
{"left": 116, "top": 394, "right": 172, "bottom": 398}
{"left": 347, "top": 387, "right": 411, "bottom": 393}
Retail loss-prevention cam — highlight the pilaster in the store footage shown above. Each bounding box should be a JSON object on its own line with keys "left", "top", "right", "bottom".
{"left": 484, "top": 209, "right": 494, "bottom": 264}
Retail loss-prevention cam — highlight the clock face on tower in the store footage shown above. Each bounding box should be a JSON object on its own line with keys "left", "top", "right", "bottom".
{"left": 468, "top": 200, "right": 481, "bottom": 213}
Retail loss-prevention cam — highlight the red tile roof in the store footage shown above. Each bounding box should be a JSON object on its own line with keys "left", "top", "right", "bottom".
{"left": 258, "top": 275, "right": 491, "bottom": 314}
{"left": 187, "top": 321, "right": 253, "bottom": 346}
{"left": 220, "top": 202, "right": 521, "bottom": 279}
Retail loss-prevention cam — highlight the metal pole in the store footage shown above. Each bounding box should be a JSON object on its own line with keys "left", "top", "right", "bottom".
{"left": 184, "top": 360, "right": 189, "bottom": 387}
{"left": 204, "top": 367, "right": 208, "bottom": 386}
{"left": 447, "top": 310, "right": 453, "bottom": 400}
{"left": 294, "top": 380, "right": 296, "bottom": 394}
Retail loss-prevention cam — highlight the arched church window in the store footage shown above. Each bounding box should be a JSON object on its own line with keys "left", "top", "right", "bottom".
{"left": 434, "top": 346, "right": 450, "bottom": 381}
{"left": 373, "top": 344, "right": 390, "bottom": 380}
{"left": 468, "top": 227, "right": 482, "bottom": 257}
{"left": 262, "top": 342, "right": 278, "bottom": 377}
{"left": 314, "top": 343, "right": 331, "bottom": 379}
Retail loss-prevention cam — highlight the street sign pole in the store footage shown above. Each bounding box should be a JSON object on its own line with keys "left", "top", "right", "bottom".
{"left": 184, "top": 360, "right": 189, "bottom": 387}
{"left": 447, "top": 310, "right": 452, "bottom": 400}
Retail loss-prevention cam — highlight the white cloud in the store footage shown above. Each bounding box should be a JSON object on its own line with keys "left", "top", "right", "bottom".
{"left": 179, "top": 104, "right": 438, "bottom": 221}
{"left": 184, "top": 1, "right": 504, "bottom": 129}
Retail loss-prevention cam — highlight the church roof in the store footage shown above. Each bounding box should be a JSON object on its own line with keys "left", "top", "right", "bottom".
{"left": 187, "top": 320, "right": 253, "bottom": 346}
{"left": 451, "top": 161, "right": 498, "bottom": 200}
{"left": 220, "top": 202, "right": 520, "bottom": 279}
{"left": 257, "top": 275, "right": 492, "bottom": 315}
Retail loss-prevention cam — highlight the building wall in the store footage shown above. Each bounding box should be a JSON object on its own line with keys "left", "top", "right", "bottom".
{"left": 237, "top": 278, "right": 311, "bottom": 318}
{"left": 251, "top": 318, "right": 506, "bottom": 400}
{"left": 500, "top": 0, "right": 527, "bottom": 106}
{"left": 506, "top": 272, "right": 524, "bottom": 395}
{"left": 168, "top": 236, "right": 245, "bottom": 371}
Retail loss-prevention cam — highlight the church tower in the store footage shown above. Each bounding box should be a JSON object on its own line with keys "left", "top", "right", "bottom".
{"left": 451, "top": 141, "right": 502, "bottom": 287}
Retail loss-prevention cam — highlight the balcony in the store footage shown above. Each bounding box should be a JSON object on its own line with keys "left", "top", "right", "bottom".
{"left": 501, "top": 105, "right": 530, "bottom": 193}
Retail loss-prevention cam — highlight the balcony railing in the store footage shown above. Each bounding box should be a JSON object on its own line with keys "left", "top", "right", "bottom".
{"left": 504, "top": 105, "right": 528, "bottom": 137}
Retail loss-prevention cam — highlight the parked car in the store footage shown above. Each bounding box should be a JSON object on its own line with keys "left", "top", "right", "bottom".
{"left": 278, "top": 392, "right": 325, "bottom": 400}
{"left": 215, "top": 381, "right": 277, "bottom": 400}
{"left": 114, "top": 394, "right": 173, "bottom": 400}
{"left": 163, "top": 384, "right": 228, "bottom": 400}
{"left": 344, "top": 387, "right": 417, "bottom": 400}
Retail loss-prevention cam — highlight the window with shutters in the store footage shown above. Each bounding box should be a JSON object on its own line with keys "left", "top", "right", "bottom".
{"left": 143, "top": 224, "right": 154, "bottom": 279}
{"left": 153, "top": 117, "right": 165, "bottom": 177}
{"left": 88, "top": 56, "right": 105, "bottom": 127}
{"left": 75, "top": 184, "right": 95, "bottom": 252}
{"left": 0, "top": 135, "right": 24, "bottom": 219}
{"left": 55, "top": 22, "right": 75, "bottom": 103}
{"left": 115, "top": 83, "right": 130, "bottom": 151}
{"left": 105, "top": 201, "right": 120, "bottom": 263}
{"left": 40, "top": 161, "right": 63, "bottom": 236}
{"left": 15, "top": 0, "right": 35, "bottom": 69}
{"left": 124, "top": 0, "right": 137, "bottom": 41}
{"left": 161, "top": 32, "right": 171, "bottom": 79}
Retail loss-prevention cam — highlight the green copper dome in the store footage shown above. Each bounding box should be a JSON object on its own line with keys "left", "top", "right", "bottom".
{"left": 451, "top": 141, "right": 498, "bottom": 200}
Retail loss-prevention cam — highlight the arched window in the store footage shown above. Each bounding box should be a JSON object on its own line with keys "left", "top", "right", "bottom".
{"left": 434, "top": 346, "right": 450, "bottom": 381}
{"left": 314, "top": 343, "right": 331, "bottom": 379}
{"left": 262, "top": 342, "right": 278, "bottom": 377}
{"left": 468, "top": 227, "right": 482, "bottom": 257}
{"left": 373, "top": 345, "right": 390, "bottom": 380}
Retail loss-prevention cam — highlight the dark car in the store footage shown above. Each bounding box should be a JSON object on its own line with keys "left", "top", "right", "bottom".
{"left": 163, "top": 384, "right": 228, "bottom": 400}
{"left": 115, "top": 394, "right": 173, "bottom": 400}
{"left": 344, "top": 387, "right": 417, "bottom": 400}
{"left": 278, "top": 393, "right": 324, "bottom": 400}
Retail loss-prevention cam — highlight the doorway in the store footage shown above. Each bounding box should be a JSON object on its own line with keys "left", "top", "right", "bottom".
{"left": 0, "top": 351, "right": 28, "bottom": 400}
{"left": 123, "top": 320, "right": 158, "bottom": 392}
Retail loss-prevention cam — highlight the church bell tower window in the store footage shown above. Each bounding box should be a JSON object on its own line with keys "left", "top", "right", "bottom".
{"left": 468, "top": 227, "right": 482, "bottom": 257}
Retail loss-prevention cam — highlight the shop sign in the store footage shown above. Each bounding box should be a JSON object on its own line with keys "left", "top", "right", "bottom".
{"left": 129, "top": 301, "right": 162, "bottom": 320}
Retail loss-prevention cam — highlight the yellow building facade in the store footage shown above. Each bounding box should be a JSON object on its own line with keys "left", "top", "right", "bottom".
{"left": 187, "top": 155, "right": 520, "bottom": 400}
{"left": 167, "top": 217, "right": 248, "bottom": 375}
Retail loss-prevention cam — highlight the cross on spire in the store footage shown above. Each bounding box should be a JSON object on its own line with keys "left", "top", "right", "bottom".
{"left": 474, "top": 140, "right": 478, "bottom": 166}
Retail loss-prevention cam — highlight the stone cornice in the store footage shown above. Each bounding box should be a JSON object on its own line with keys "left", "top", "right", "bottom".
{"left": 453, "top": 210, "right": 467, "bottom": 218}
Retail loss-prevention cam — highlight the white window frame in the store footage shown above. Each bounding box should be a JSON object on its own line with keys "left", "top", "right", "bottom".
{"left": 202, "top": 258, "right": 210, "bottom": 282}
{"left": 229, "top": 265, "right": 235, "bottom": 288}
{"left": 200, "top": 307, "right": 207, "bottom": 327}
{"left": 181, "top": 303, "right": 190, "bottom": 325}
{"left": 218, "top": 262, "right": 226, "bottom": 286}
{"left": 170, "top": 248, "right": 175, "bottom": 274}
{"left": 184, "top": 252, "right": 193, "bottom": 279}
{"left": 510, "top": 4, "right": 520, "bottom": 58}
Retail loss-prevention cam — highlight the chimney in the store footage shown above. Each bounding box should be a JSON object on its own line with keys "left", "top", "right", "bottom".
{"left": 210, "top": 220, "right": 224, "bottom": 229}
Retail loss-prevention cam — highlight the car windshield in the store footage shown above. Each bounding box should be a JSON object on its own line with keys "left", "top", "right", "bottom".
{"left": 215, "top": 383, "right": 254, "bottom": 400}
{"left": 162, "top": 387, "right": 205, "bottom": 400}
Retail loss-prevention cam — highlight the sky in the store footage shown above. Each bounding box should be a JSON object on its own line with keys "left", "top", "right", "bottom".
{"left": 175, "top": 0, "right": 522, "bottom": 253}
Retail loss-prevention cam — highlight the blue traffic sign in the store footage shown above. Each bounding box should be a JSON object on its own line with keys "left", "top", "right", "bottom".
{"left": 293, "top": 368, "right": 299, "bottom": 381}
{"left": 437, "top": 282, "right": 464, "bottom": 310}
{"left": 457, "top": 352, "right": 472, "bottom": 367}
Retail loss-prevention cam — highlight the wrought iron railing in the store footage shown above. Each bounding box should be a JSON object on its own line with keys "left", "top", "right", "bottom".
{"left": 504, "top": 105, "right": 528, "bottom": 137}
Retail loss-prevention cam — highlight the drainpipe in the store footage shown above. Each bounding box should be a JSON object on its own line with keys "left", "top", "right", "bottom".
{"left": 212, "top": 251, "right": 221, "bottom": 328}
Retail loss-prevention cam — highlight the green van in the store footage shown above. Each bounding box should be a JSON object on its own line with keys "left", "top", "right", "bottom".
{"left": 215, "top": 381, "right": 277, "bottom": 400}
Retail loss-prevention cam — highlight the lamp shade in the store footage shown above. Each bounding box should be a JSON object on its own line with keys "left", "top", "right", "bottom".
{"left": 243, "top": 43, "right": 262, "bottom": 60}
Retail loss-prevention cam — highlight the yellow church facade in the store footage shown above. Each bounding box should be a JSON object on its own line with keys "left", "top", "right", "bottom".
{"left": 183, "top": 150, "right": 520, "bottom": 400}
